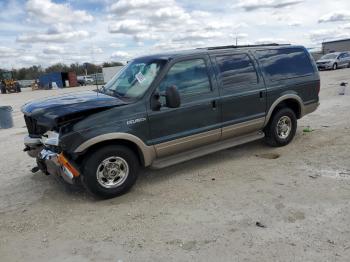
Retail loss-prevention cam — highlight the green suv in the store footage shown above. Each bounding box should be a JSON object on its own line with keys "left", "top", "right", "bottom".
{"left": 22, "top": 44, "right": 320, "bottom": 198}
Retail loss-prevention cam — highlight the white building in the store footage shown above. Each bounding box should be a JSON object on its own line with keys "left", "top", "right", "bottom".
{"left": 322, "top": 38, "right": 350, "bottom": 53}
{"left": 102, "top": 66, "right": 123, "bottom": 83}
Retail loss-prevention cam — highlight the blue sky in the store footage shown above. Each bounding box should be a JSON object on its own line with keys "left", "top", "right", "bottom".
{"left": 1, "top": 0, "right": 350, "bottom": 69}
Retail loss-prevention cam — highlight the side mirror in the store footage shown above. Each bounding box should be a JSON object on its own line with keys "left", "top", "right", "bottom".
{"left": 165, "top": 85, "right": 181, "bottom": 108}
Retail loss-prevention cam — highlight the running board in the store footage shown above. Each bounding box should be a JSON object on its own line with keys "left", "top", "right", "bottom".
{"left": 151, "top": 131, "right": 265, "bottom": 169}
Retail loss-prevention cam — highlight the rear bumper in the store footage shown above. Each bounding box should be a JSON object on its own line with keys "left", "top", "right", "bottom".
{"left": 303, "top": 102, "right": 319, "bottom": 116}
{"left": 38, "top": 149, "right": 80, "bottom": 184}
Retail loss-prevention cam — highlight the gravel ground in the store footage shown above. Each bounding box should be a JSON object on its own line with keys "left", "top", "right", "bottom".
{"left": 0, "top": 69, "right": 350, "bottom": 262}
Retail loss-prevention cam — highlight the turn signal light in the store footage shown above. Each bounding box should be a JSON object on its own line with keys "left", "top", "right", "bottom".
{"left": 58, "top": 153, "right": 80, "bottom": 177}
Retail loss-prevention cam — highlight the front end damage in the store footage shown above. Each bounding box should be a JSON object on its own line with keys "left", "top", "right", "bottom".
{"left": 24, "top": 131, "right": 80, "bottom": 184}
{"left": 20, "top": 91, "right": 127, "bottom": 184}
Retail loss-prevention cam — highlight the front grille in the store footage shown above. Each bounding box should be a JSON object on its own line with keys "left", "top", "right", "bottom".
{"left": 24, "top": 115, "right": 47, "bottom": 137}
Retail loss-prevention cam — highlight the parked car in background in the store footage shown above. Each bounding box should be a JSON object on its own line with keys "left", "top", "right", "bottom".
{"left": 22, "top": 44, "right": 320, "bottom": 198}
{"left": 316, "top": 52, "right": 350, "bottom": 70}
{"left": 77, "top": 75, "right": 94, "bottom": 86}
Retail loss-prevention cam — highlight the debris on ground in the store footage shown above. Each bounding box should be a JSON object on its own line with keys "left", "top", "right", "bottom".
{"left": 256, "top": 153, "right": 280, "bottom": 159}
{"left": 303, "top": 126, "right": 313, "bottom": 132}
{"left": 255, "top": 222, "right": 266, "bottom": 228}
{"left": 338, "top": 82, "right": 348, "bottom": 95}
{"left": 327, "top": 239, "right": 335, "bottom": 245}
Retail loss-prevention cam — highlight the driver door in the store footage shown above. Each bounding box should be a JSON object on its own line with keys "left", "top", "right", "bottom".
{"left": 147, "top": 56, "right": 221, "bottom": 158}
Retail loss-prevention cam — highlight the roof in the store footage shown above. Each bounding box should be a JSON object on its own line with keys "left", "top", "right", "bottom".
{"left": 135, "top": 43, "right": 298, "bottom": 60}
{"left": 322, "top": 38, "right": 350, "bottom": 44}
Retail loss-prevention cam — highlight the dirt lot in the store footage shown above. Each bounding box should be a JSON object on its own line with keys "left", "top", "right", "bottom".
{"left": 0, "top": 69, "right": 350, "bottom": 262}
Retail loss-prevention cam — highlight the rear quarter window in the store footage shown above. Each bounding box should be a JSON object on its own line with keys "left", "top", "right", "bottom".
{"left": 256, "top": 48, "right": 314, "bottom": 81}
{"left": 215, "top": 53, "right": 258, "bottom": 89}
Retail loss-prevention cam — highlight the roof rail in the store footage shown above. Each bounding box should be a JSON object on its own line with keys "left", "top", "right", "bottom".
{"left": 198, "top": 43, "right": 290, "bottom": 50}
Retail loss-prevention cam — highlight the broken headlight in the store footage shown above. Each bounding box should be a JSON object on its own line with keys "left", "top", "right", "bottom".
{"left": 41, "top": 131, "right": 60, "bottom": 147}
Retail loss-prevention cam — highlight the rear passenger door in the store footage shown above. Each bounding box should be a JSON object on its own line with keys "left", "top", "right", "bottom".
{"left": 211, "top": 52, "right": 266, "bottom": 139}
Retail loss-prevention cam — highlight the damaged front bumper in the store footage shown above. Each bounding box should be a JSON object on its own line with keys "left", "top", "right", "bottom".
{"left": 24, "top": 134, "right": 80, "bottom": 184}
{"left": 38, "top": 149, "right": 80, "bottom": 184}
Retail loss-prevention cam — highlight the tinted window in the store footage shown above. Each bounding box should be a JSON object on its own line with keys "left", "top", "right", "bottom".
{"left": 159, "top": 59, "right": 211, "bottom": 96}
{"left": 216, "top": 54, "right": 257, "bottom": 88}
{"left": 256, "top": 48, "right": 314, "bottom": 81}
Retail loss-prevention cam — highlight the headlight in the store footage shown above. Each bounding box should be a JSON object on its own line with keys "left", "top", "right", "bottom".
{"left": 41, "top": 131, "right": 59, "bottom": 146}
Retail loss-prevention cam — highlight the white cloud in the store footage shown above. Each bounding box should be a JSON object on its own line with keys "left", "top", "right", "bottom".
{"left": 109, "top": 43, "right": 126, "bottom": 48}
{"left": 318, "top": 11, "right": 350, "bottom": 23}
{"left": 288, "top": 21, "right": 302, "bottom": 27}
{"left": 108, "top": 20, "right": 149, "bottom": 34}
{"left": 1, "top": 0, "right": 350, "bottom": 69}
{"left": 19, "top": 55, "right": 38, "bottom": 64}
{"left": 17, "top": 30, "right": 89, "bottom": 43}
{"left": 255, "top": 37, "right": 288, "bottom": 44}
{"left": 109, "top": 0, "right": 172, "bottom": 15}
{"left": 92, "top": 47, "right": 103, "bottom": 54}
{"left": 26, "top": 0, "right": 93, "bottom": 24}
{"left": 173, "top": 31, "right": 224, "bottom": 42}
{"left": 237, "top": 0, "right": 303, "bottom": 12}
{"left": 43, "top": 45, "right": 65, "bottom": 54}
{"left": 308, "top": 29, "right": 350, "bottom": 43}
{"left": 111, "top": 51, "right": 131, "bottom": 61}
{"left": 0, "top": 46, "right": 20, "bottom": 58}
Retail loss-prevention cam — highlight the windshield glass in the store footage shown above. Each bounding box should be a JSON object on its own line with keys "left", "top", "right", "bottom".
{"left": 321, "top": 53, "right": 338, "bottom": 60}
{"left": 102, "top": 58, "right": 166, "bottom": 99}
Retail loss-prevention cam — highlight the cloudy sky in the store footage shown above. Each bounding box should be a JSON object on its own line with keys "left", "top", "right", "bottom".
{"left": 0, "top": 0, "right": 350, "bottom": 69}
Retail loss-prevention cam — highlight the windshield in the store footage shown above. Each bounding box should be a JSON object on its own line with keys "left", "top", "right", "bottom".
{"left": 321, "top": 53, "right": 338, "bottom": 60}
{"left": 102, "top": 58, "right": 165, "bottom": 99}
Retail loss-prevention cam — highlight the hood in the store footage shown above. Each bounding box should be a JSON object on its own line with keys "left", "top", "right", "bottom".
{"left": 316, "top": 59, "right": 334, "bottom": 63}
{"left": 22, "top": 91, "right": 126, "bottom": 127}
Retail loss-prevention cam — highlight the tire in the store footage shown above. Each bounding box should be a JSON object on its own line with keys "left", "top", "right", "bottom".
{"left": 264, "top": 107, "right": 297, "bottom": 147}
{"left": 332, "top": 63, "right": 337, "bottom": 70}
{"left": 347, "top": 62, "right": 350, "bottom": 68}
{"left": 81, "top": 145, "right": 139, "bottom": 198}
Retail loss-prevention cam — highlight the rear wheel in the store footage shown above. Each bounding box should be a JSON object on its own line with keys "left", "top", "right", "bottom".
{"left": 81, "top": 145, "right": 139, "bottom": 198}
{"left": 264, "top": 108, "right": 297, "bottom": 147}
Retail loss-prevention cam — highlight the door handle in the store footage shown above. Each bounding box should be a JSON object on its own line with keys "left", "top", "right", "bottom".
{"left": 259, "top": 91, "right": 264, "bottom": 99}
{"left": 211, "top": 100, "right": 217, "bottom": 109}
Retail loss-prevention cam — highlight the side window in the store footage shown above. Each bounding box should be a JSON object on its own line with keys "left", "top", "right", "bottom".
{"left": 215, "top": 53, "right": 258, "bottom": 88}
{"left": 158, "top": 59, "right": 211, "bottom": 96}
{"left": 256, "top": 48, "right": 314, "bottom": 81}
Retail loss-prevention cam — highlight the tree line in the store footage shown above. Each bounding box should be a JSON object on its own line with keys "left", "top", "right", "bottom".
{"left": 0, "top": 62, "right": 124, "bottom": 80}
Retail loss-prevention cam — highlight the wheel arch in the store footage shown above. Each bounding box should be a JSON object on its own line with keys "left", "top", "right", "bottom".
{"left": 264, "top": 94, "right": 304, "bottom": 127}
{"left": 74, "top": 133, "right": 156, "bottom": 167}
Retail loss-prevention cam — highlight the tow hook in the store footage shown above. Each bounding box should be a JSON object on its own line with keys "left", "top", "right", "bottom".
{"left": 31, "top": 166, "right": 40, "bottom": 173}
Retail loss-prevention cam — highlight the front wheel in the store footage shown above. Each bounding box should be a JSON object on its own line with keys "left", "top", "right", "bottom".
{"left": 81, "top": 145, "right": 139, "bottom": 198}
{"left": 332, "top": 63, "right": 337, "bottom": 70}
{"left": 264, "top": 108, "right": 297, "bottom": 147}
